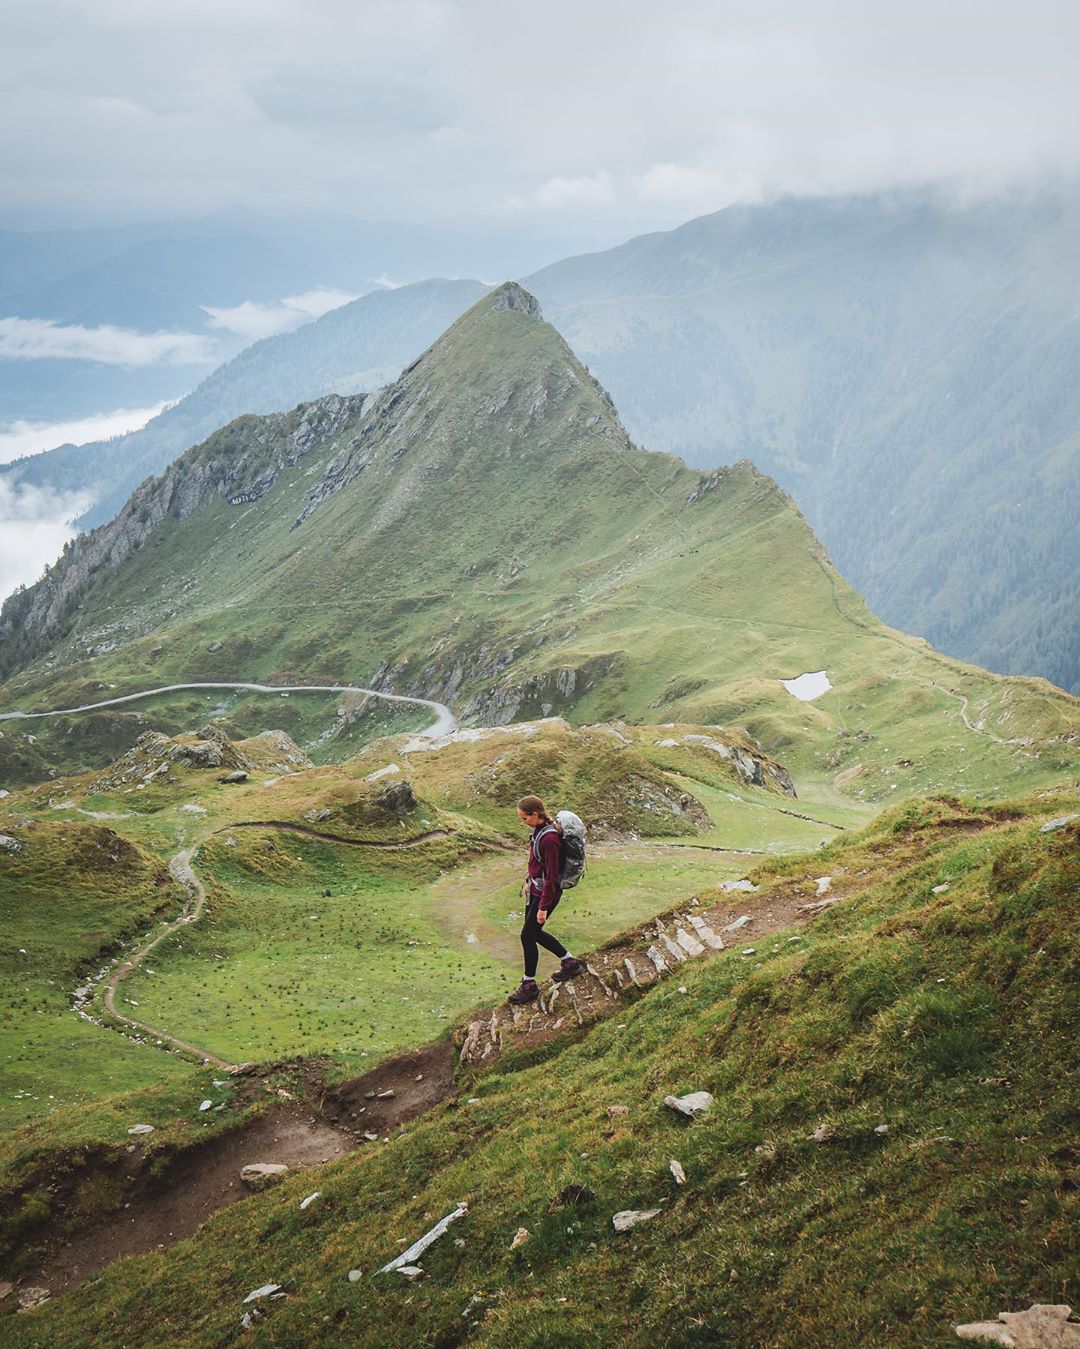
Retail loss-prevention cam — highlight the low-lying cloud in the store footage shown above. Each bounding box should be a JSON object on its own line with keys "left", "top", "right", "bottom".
{"left": 0, "top": 402, "right": 169, "bottom": 466}
{"left": 0, "top": 479, "right": 94, "bottom": 602}
{"left": 201, "top": 286, "right": 359, "bottom": 340}
{"left": 0, "top": 316, "right": 212, "bottom": 366}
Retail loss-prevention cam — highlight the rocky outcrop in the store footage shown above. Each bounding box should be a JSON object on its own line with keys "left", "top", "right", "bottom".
{"left": 0, "top": 394, "right": 364, "bottom": 674}
{"left": 489, "top": 281, "right": 542, "bottom": 320}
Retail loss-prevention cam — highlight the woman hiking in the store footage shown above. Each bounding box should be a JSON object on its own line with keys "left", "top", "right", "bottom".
{"left": 508, "top": 794, "right": 583, "bottom": 1004}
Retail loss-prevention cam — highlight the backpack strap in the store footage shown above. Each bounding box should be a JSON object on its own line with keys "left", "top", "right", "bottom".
{"left": 531, "top": 823, "right": 558, "bottom": 866}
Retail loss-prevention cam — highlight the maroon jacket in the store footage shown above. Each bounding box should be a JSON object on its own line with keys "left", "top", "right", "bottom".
{"left": 527, "top": 823, "right": 562, "bottom": 913}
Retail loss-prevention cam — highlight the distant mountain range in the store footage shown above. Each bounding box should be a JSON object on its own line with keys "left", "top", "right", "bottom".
{"left": 2, "top": 283, "right": 1074, "bottom": 802}
{"left": 0, "top": 210, "right": 609, "bottom": 424}
{"left": 2, "top": 279, "right": 487, "bottom": 527}
{"left": 526, "top": 192, "right": 1080, "bottom": 695}
{"left": 3, "top": 193, "right": 1077, "bottom": 693}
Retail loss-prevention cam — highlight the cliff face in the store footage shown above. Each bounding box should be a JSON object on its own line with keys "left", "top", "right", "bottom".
{"left": 0, "top": 394, "right": 364, "bottom": 675}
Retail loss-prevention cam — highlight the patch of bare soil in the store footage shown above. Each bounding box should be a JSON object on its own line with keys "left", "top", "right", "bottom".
{"left": 321, "top": 1040, "right": 458, "bottom": 1137}
{"left": 24, "top": 1107, "right": 353, "bottom": 1300}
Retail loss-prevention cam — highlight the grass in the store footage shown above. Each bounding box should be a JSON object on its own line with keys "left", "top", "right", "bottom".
{"left": 5, "top": 795, "right": 1076, "bottom": 1346}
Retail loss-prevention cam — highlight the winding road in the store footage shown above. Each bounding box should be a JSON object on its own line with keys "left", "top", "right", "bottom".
{"left": 0, "top": 680, "right": 456, "bottom": 740}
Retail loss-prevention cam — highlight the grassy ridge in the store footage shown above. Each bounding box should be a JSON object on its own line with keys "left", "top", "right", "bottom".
{"left": 6, "top": 795, "right": 1076, "bottom": 1346}
{"left": 1, "top": 287, "right": 1075, "bottom": 807}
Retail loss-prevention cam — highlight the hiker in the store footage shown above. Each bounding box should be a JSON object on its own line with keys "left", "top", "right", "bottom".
{"left": 508, "top": 794, "right": 583, "bottom": 1004}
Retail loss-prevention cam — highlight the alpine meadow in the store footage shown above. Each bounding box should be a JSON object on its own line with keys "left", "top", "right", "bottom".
{"left": 0, "top": 275, "right": 1076, "bottom": 1346}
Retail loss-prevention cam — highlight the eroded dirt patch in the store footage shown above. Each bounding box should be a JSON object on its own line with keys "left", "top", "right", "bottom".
{"left": 23, "top": 1107, "right": 353, "bottom": 1300}
{"left": 321, "top": 1040, "right": 458, "bottom": 1137}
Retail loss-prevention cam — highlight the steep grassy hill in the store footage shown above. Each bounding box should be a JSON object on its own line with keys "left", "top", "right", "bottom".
{"left": 1, "top": 284, "right": 1075, "bottom": 806}
{"left": 3, "top": 788, "right": 1076, "bottom": 1345}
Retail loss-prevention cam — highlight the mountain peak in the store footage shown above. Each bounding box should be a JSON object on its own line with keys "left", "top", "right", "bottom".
{"left": 485, "top": 280, "right": 542, "bottom": 320}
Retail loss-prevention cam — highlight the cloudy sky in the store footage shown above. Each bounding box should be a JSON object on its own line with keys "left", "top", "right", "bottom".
{"left": 3, "top": 0, "right": 1079, "bottom": 230}
{"left": 2, "top": 0, "right": 1078, "bottom": 600}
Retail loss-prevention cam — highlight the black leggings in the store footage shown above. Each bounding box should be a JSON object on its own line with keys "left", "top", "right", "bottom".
{"left": 520, "top": 902, "right": 567, "bottom": 978}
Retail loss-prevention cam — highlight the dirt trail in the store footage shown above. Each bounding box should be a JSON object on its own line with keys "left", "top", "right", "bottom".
{"left": 215, "top": 821, "right": 456, "bottom": 849}
{"left": 93, "top": 826, "right": 462, "bottom": 1071}
{"left": 100, "top": 847, "right": 237, "bottom": 1071}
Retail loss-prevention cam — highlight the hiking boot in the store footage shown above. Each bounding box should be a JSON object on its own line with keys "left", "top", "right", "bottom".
{"left": 508, "top": 979, "right": 540, "bottom": 1005}
{"left": 551, "top": 956, "right": 583, "bottom": 982}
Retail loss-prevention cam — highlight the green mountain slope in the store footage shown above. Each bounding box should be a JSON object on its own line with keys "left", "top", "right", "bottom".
{"left": 1, "top": 284, "right": 1076, "bottom": 805}
{"left": 4, "top": 793, "right": 1076, "bottom": 1346}
{"left": 525, "top": 192, "right": 1080, "bottom": 692}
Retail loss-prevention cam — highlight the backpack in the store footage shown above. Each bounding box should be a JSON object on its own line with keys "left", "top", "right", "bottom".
{"left": 533, "top": 810, "right": 587, "bottom": 891}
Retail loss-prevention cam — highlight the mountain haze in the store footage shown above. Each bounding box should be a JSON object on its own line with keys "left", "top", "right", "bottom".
{"left": 1, "top": 279, "right": 487, "bottom": 530}
{"left": 526, "top": 192, "right": 1080, "bottom": 693}
{"left": 1, "top": 284, "right": 1074, "bottom": 805}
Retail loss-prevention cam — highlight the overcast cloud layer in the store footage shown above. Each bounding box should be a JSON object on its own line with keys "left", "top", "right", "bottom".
{"left": 2, "top": 1, "right": 1078, "bottom": 229}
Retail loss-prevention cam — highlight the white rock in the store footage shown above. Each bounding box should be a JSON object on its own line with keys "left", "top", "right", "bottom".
{"left": 955, "top": 1303, "right": 1080, "bottom": 1345}
{"left": 127, "top": 1123, "right": 155, "bottom": 1135}
{"left": 510, "top": 1226, "right": 530, "bottom": 1250}
{"left": 809, "top": 1123, "right": 836, "bottom": 1142}
{"left": 242, "top": 1284, "right": 282, "bottom": 1304}
{"left": 687, "top": 914, "right": 725, "bottom": 949}
{"left": 874, "top": 1124, "right": 889, "bottom": 1135}
{"left": 0, "top": 834, "right": 23, "bottom": 853}
{"left": 366, "top": 764, "right": 402, "bottom": 781}
{"left": 663, "top": 1091, "right": 714, "bottom": 1118}
{"left": 612, "top": 1209, "right": 661, "bottom": 1232}
{"left": 721, "top": 879, "right": 757, "bottom": 893}
{"left": 17, "top": 1286, "right": 50, "bottom": 1310}
{"left": 670, "top": 1159, "right": 687, "bottom": 1185}
{"left": 1039, "top": 814, "right": 1079, "bottom": 833}
{"left": 240, "top": 1163, "right": 289, "bottom": 1186}
{"left": 377, "top": 1203, "right": 468, "bottom": 1274}
{"left": 814, "top": 876, "right": 832, "bottom": 896}
{"left": 179, "top": 803, "right": 207, "bottom": 815}
{"left": 199, "top": 1100, "right": 213, "bottom": 1111}
{"left": 674, "top": 927, "right": 706, "bottom": 957}
{"left": 300, "top": 1192, "right": 320, "bottom": 1211}
{"left": 396, "top": 1265, "right": 425, "bottom": 1281}
{"left": 742, "top": 947, "right": 756, "bottom": 955}
{"left": 722, "top": 914, "right": 752, "bottom": 931}
{"left": 348, "top": 1269, "right": 362, "bottom": 1283}
{"left": 932, "top": 883, "right": 951, "bottom": 894}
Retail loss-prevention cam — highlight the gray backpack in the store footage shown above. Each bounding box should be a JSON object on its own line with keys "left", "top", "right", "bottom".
{"left": 533, "top": 810, "right": 587, "bottom": 890}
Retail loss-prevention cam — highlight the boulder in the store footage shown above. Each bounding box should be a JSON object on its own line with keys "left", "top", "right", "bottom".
{"left": 955, "top": 1304, "right": 1080, "bottom": 1346}
{"left": 219, "top": 770, "right": 248, "bottom": 784}
{"left": 1040, "top": 814, "right": 1079, "bottom": 834}
{"left": 169, "top": 740, "right": 223, "bottom": 769}
{"left": 376, "top": 780, "right": 418, "bottom": 814}
{"left": 0, "top": 834, "right": 23, "bottom": 853}
{"left": 663, "top": 1091, "right": 714, "bottom": 1118}
{"left": 240, "top": 1163, "right": 289, "bottom": 1188}
{"left": 612, "top": 1209, "right": 661, "bottom": 1232}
